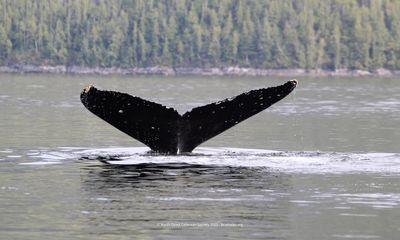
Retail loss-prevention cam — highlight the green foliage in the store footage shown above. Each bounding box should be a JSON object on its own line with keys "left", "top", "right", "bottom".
{"left": 0, "top": 0, "right": 399, "bottom": 70}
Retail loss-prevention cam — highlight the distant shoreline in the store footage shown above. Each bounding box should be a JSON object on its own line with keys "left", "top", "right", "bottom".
{"left": 0, "top": 65, "right": 399, "bottom": 77}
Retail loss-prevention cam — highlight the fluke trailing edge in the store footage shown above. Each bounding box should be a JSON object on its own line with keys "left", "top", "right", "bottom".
{"left": 80, "top": 80, "right": 298, "bottom": 154}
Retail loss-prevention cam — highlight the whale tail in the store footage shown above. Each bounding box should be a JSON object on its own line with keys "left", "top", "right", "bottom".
{"left": 80, "top": 80, "right": 297, "bottom": 154}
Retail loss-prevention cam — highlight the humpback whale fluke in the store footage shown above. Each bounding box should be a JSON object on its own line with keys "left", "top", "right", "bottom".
{"left": 80, "top": 80, "right": 297, "bottom": 154}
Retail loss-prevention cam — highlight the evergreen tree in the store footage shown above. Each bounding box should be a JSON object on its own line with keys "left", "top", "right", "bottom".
{"left": 221, "top": 13, "right": 234, "bottom": 64}
{"left": 0, "top": 25, "right": 12, "bottom": 63}
{"left": 137, "top": 30, "right": 147, "bottom": 66}
{"left": 52, "top": 19, "right": 67, "bottom": 64}
{"left": 0, "top": 0, "right": 399, "bottom": 70}
{"left": 206, "top": 9, "right": 221, "bottom": 65}
{"left": 369, "top": 0, "right": 388, "bottom": 69}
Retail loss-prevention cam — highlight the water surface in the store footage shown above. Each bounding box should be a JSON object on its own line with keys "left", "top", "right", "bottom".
{"left": 0, "top": 74, "right": 399, "bottom": 239}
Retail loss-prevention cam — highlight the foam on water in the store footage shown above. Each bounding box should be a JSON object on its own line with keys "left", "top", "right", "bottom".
{"left": 14, "top": 147, "right": 400, "bottom": 174}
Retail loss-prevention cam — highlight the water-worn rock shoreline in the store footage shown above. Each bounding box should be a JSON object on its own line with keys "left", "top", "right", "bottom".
{"left": 0, "top": 65, "right": 399, "bottom": 77}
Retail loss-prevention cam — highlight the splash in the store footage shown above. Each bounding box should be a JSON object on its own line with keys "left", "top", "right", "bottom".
{"left": 14, "top": 147, "right": 400, "bottom": 174}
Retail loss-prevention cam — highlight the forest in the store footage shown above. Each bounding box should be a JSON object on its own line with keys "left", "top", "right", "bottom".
{"left": 0, "top": 0, "right": 399, "bottom": 70}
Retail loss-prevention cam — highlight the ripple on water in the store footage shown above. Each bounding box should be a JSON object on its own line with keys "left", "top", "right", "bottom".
{"left": 273, "top": 97, "right": 400, "bottom": 117}
{"left": 311, "top": 192, "right": 400, "bottom": 209}
{"left": 332, "top": 234, "right": 382, "bottom": 239}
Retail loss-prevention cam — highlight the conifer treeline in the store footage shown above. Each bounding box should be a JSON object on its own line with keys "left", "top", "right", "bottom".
{"left": 0, "top": 0, "right": 399, "bottom": 70}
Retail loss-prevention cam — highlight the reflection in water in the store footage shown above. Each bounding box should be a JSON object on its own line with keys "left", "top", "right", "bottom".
{"left": 80, "top": 162, "right": 293, "bottom": 239}
{"left": 87, "top": 163, "right": 233, "bottom": 181}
